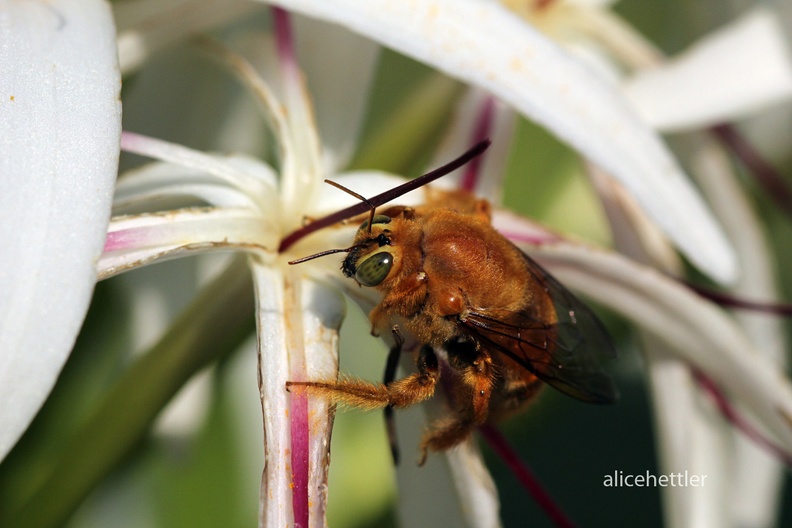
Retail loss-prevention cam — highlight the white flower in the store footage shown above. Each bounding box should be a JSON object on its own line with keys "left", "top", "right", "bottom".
{"left": 0, "top": 0, "right": 121, "bottom": 462}
{"left": 4, "top": 2, "right": 792, "bottom": 528}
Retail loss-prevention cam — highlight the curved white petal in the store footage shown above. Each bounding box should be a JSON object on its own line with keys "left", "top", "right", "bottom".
{"left": 252, "top": 261, "right": 343, "bottom": 528}
{"left": 525, "top": 243, "right": 792, "bottom": 450}
{"left": 689, "top": 140, "right": 787, "bottom": 528}
{"left": 643, "top": 342, "right": 725, "bottom": 528}
{"left": 445, "top": 439, "right": 501, "bottom": 528}
{"left": 99, "top": 208, "right": 278, "bottom": 278}
{"left": 588, "top": 165, "right": 681, "bottom": 272}
{"left": 198, "top": 14, "right": 324, "bottom": 228}
{"left": 299, "top": 279, "right": 344, "bottom": 525}
{"left": 590, "top": 166, "right": 729, "bottom": 528}
{"left": 121, "top": 132, "right": 271, "bottom": 199}
{"left": 114, "top": 155, "right": 279, "bottom": 213}
{"left": 625, "top": 8, "right": 792, "bottom": 132}
{"left": 260, "top": 0, "right": 736, "bottom": 283}
{"left": 0, "top": 0, "right": 121, "bottom": 460}
{"left": 252, "top": 263, "right": 293, "bottom": 528}
{"left": 114, "top": 182, "right": 262, "bottom": 212}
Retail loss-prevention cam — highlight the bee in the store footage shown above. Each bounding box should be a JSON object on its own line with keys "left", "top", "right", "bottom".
{"left": 285, "top": 140, "right": 617, "bottom": 464}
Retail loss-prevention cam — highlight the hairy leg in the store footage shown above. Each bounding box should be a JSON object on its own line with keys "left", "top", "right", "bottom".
{"left": 286, "top": 344, "right": 439, "bottom": 412}
{"left": 417, "top": 341, "right": 496, "bottom": 465}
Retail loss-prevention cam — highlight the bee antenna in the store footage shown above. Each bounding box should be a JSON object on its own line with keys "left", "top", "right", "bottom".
{"left": 288, "top": 244, "right": 359, "bottom": 265}
{"left": 279, "top": 139, "right": 490, "bottom": 253}
{"left": 324, "top": 180, "right": 377, "bottom": 233}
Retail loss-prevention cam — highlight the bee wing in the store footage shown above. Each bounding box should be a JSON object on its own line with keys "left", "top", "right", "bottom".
{"left": 461, "top": 253, "right": 619, "bottom": 404}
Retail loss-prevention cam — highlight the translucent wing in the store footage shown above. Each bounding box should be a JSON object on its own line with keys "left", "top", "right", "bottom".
{"left": 460, "top": 253, "right": 618, "bottom": 404}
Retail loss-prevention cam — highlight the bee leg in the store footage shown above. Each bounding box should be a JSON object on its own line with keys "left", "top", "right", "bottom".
{"left": 383, "top": 326, "right": 404, "bottom": 465}
{"left": 417, "top": 340, "right": 495, "bottom": 465}
{"left": 418, "top": 417, "right": 476, "bottom": 466}
{"left": 445, "top": 338, "right": 495, "bottom": 424}
{"left": 488, "top": 377, "right": 543, "bottom": 421}
{"left": 285, "top": 343, "right": 439, "bottom": 413}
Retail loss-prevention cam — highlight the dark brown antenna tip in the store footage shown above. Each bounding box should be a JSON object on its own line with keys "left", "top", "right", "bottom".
{"left": 288, "top": 245, "right": 357, "bottom": 265}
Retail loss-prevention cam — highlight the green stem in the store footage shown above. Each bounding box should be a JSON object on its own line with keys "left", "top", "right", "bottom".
{"left": 5, "top": 257, "right": 255, "bottom": 528}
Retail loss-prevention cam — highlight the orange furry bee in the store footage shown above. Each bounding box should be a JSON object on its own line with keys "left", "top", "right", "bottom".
{"left": 285, "top": 141, "right": 617, "bottom": 463}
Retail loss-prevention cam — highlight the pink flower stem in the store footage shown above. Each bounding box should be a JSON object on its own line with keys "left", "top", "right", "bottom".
{"left": 693, "top": 370, "right": 792, "bottom": 467}
{"left": 289, "top": 391, "right": 310, "bottom": 528}
{"left": 271, "top": 6, "right": 299, "bottom": 79}
{"left": 270, "top": 10, "right": 312, "bottom": 523}
{"left": 460, "top": 95, "right": 495, "bottom": 192}
{"left": 685, "top": 281, "right": 792, "bottom": 316}
{"left": 479, "top": 424, "right": 577, "bottom": 528}
{"left": 710, "top": 123, "right": 792, "bottom": 222}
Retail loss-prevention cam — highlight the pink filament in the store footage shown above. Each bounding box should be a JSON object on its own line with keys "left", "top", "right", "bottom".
{"left": 272, "top": 6, "right": 298, "bottom": 78}
{"left": 273, "top": 7, "right": 310, "bottom": 526}
{"left": 479, "top": 424, "right": 577, "bottom": 528}
{"left": 289, "top": 391, "right": 310, "bottom": 528}
{"left": 694, "top": 370, "right": 792, "bottom": 467}
{"left": 710, "top": 124, "right": 792, "bottom": 222}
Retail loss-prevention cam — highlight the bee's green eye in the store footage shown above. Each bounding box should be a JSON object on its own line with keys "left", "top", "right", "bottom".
{"left": 355, "top": 251, "right": 393, "bottom": 287}
{"left": 358, "top": 214, "right": 391, "bottom": 231}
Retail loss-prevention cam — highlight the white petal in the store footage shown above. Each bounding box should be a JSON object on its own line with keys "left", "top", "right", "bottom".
{"left": 624, "top": 7, "right": 792, "bottom": 131}
{"left": 114, "top": 155, "right": 278, "bottom": 213}
{"left": 298, "top": 279, "right": 344, "bottom": 525}
{"left": 252, "top": 261, "right": 343, "bottom": 528}
{"left": 195, "top": 35, "right": 295, "bottom": 181}
{"left": 587, "top": 165, "right": 681, "bottom": 272}
{"left": 268, "top": 11, "right": 325, "bottom": 227}
{"left": 644, "top": 342, "right": 732, "bottom": 528}
{"left": 688, "top": 141, "right": 787, "bottom": 363}
{"left": 114, "top": 182, "right": 262, "bottom": 213}
{"left": 99, "top": 208, "right": 277, "bottom": 279}
{"left": 445, "top": 439, "right": 502, "bottom": 528}
{"left": 688, "top": 140, "right": 787, "bottom": 527}
{"left": 197, "top": 15, "right": 323, "bottom": 228}
{"left": 260, "top": 0, "right": 736, "bottom": 282}
{"left": 252, "top": 263, "right": 293, "bottom": 528}
{"left": 0, "top": 0, "right": 121, "bottom": 460}
{"left": 121, "top": 132, "right": 272, "bottom": 200}
{"left": 526, "top": 243, "right": 792, "bottom": 450}
{"left": 588, "top": 164, "right": 730, "bottom": 527}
